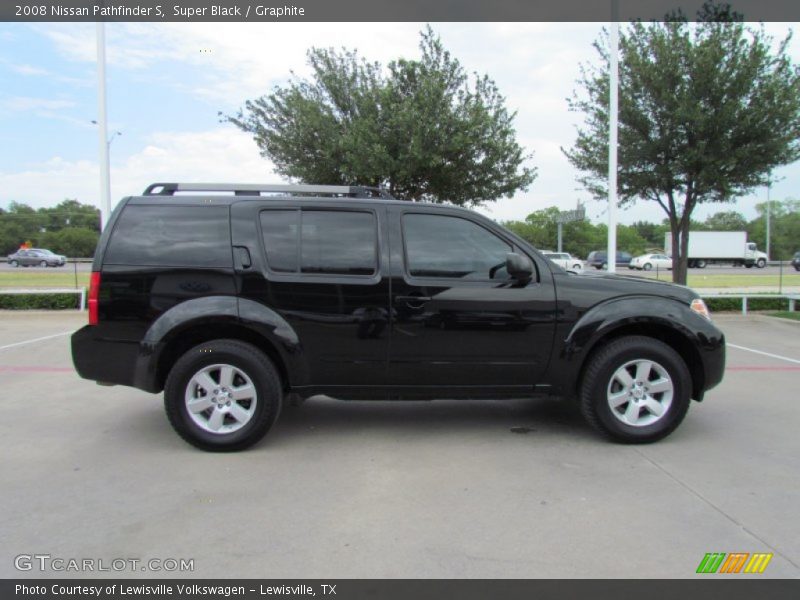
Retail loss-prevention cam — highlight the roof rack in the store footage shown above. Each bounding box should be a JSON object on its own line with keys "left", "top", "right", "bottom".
{"left": 143, "top": 183, "right": 396, "bottom": 199}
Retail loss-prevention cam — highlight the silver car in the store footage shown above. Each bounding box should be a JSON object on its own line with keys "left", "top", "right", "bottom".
{"left": 7, "top": 248, "right": 66, "bottom": 268}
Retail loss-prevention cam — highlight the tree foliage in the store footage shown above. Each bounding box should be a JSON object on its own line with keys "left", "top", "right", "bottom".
{"left": 224, "top": 27, "right": 536, "bottom": 205}
{"left": 502, "top": 201, "right": 800, "bottom": 263}
{"left": 0, "top": 199, "right": 100, "bottom": 256}
{"left": 564, "top": 2, "right": 800, "bottom": 283}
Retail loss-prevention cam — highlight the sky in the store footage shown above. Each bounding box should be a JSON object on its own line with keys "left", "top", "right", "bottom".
{"left": 0, "top": 21, "right": 798, "bottom": 226}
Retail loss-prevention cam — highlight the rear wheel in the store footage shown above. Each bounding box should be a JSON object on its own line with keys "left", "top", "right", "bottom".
{"left": 696, "top": 260, "right": 707, "bottom": 269}
{"left": 580, "top": 336, "right": 691, "bottom": 443}
{"left": 39, "top": 260, "right": 47, "bottom": 268}
{"left": 643, "top": 263, "right": 652, "bottom": 271}
{"left": 601, "top": 262, "right": 608, "bottom": 270}
{"left": 164, "top": 339, "right": 282, "bottom": 451}
{"left": 9, "top": 260, "right": 18, "bottom": 268}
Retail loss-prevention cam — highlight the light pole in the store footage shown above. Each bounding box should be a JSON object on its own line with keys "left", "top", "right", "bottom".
{"left": 96, "top": 22, "right": 111, "bottom": 230}
{"left": 607, "top": 0, "right": 619, "bottom": 273}
{"left": 764, "top": 174, "right": 784, "bottom": 260}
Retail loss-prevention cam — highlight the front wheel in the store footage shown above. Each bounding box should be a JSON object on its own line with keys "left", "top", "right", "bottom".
{"left": 9, "top": 260, "right": 18, "bottom": 268}
{"left": 164, "top": 339, "right": 282, "bottom": 451}
{"left": 601, "top": 262, "right": 608, "bottom": 270}
{"left": 39, "top": 260, "right": 48, "bottom": 268}
{"left": 580, "top": 336, "right": 691, "bottom": 443}
{"left": 643, "top": 263, "right": 652, "bottom": 271}
{"left": 756, "top": 258, "right": 766, "bottom": 268}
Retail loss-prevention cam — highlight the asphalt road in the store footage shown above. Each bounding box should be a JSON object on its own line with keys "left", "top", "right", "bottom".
{"left": 1, "top": 312, "right": 799, "bottom": 578}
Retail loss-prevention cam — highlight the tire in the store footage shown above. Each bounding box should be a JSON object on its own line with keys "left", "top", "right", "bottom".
{"left": 643, "top": 263, "right": 652, "bottom": 271}
{"left": 795, "top": 266, "right": 800, "bottom": 272}
{"left": 164, "top": 339, "right": 282, "bottom": 452}
{"left": 40, "top": 260, "right": 48, "bottom": 268}
{"left": 696, "top": 260, "right": 707, "bottom": 269}
{"left": 579, "top": 335, "right": 692, "bottom": 444}
{"left": 601, "top": 262, "right": 608, "bottom": 270}
{"left": 757, "top": 258, "right": 766, "bottom": 268}
{"left": 745, "top": 263, "right": 753, "bottom": 269}
{"left": 10, "top": 260, "right": 18, "bottom": 268}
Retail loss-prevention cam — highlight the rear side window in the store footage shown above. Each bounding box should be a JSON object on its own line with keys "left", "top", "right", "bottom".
{"left": 104, "top": 205, "right": 231, "bottom": 267}
{"left": 260, "top": 209, "right": 377, "bottom": 276}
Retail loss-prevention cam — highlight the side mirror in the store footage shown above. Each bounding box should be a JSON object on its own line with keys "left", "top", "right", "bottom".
{"left": 506, "top": 252, "right": 533, "bottom": 283}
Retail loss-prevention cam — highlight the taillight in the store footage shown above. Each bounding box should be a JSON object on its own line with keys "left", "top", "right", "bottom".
{"left": 88, "top": 271, "right": 101, "bottom": 325}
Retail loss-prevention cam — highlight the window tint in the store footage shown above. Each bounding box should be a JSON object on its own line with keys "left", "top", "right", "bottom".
{"left": 260, "top": 210, "right": 377, "bottom": 276}
{"left": 104, "top": 205, "right": 231, "bottom": 267}
{"left": 403, "top": 214, "right": 512, "bottom": 280}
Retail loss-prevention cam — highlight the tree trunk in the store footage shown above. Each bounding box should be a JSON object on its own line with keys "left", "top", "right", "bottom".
{"left": 674, "top": 220, "right": 691, "bottom": 286}
{"left": 670, "top": 226, "right": 685, "bottom": 285}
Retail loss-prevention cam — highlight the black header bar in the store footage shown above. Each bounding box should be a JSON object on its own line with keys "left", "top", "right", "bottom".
{"left": 4, "top": 0, "right": 800, "bottom": 22}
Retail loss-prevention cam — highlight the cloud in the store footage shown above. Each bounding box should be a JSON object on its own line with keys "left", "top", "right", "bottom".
{"left": 1, "top": 96, "right": 75, "bottom": 112}
{"left": 0, "top": 127, "right": 276, "bottom": 211}
{"left": 10, "top": 63, "right": 50, "bottom": 76}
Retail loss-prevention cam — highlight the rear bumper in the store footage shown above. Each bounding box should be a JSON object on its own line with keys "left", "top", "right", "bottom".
{"left": 71, "top": 325, "right": 159, "bottom": 392}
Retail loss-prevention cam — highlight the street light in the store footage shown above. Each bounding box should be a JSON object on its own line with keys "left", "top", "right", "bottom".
{"left": 91, "top": 121, "right": 122, "bottom": 147}
{"left": 764, "top": 173, "right": 784, "bottom": 261}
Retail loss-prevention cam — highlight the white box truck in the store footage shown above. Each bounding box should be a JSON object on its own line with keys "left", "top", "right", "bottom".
{"left": 664, "top": 231, "right": 768, "bottom": 268}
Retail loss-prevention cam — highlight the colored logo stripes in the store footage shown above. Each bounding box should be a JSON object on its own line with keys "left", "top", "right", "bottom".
{"left": 696, "top": 552, "right": 773, "bottom": 574}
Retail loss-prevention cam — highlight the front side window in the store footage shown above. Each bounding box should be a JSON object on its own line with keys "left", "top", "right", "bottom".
{"left": 260, "top": 209, "right": 377, "bottom": 276}
{"left": 403, "top": 213, "right": 513, "bottom": 280}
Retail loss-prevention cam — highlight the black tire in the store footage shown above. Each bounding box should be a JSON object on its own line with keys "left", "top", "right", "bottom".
{"left": 9, "top": 260, "right": 18, "bottom": 268}
{"left": 745, "top": 263, "right": 753, "bottom": 269}
{"left": 164, "top": 339, "right": 282, "bottom": 451}
{"left": 756, "top": 258, "right": 766, "bottom": 269}
{"left": 579, "top": 335, "right": 692, "bottom": 444}
{"left": 601, "top": 262, "right": 608, "bottom": 270}
{"left": 643, "top": 263, "right": 652, "bottom": 271}
{"left": 696, "top": 260, "right": 707, "bottom": 269}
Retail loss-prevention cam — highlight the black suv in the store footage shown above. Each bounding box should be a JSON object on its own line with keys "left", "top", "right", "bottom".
{"left": 792, "top": 251, "right": 800, "bottom": 271}
{"left": 72, "top": 183, "right": 725, "bottom": 451}
{"left": 586, "top": 250, "right": 634, "bottom": 270}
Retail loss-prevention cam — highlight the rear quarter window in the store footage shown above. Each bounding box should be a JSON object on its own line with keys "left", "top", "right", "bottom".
{"left": 104, "top": 205, "right": 232, "bottom": 267}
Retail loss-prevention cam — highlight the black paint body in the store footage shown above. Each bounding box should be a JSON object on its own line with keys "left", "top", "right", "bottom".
{"left": 72, "top": 194, "right": 725, "bottom": 402}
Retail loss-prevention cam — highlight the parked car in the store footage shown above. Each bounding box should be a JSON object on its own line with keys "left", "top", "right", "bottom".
{"left": 72, "top": 183, "right": 725, "bottom": 451}
{"left": 629, "top": 253, "right": 672, "bottom": 271}
{"left": 586, "top": 250, "right": 633, "bottom": 270}
{"left": 541, "top": 251, "right": 583, "bottom": 271}
{"left": 7, "top": 248, "right": 66, "bottom": 267}
{"left": 792, "top": 251, "right": 800, "bottom": 272}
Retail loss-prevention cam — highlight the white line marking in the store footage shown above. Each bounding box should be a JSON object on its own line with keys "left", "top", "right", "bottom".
{"left": 728, "top": 343, "right": 800, "bottom": 365}
{"left": 0, "top": 331, "right": 74, "bottom": 351}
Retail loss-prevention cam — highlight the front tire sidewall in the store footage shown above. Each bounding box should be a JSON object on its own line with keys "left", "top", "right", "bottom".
{"left": 581, "top": 337, "right": 691, "bottom": 443}
{"left": 165, "top": 341, "right": 281, "bottom": 451}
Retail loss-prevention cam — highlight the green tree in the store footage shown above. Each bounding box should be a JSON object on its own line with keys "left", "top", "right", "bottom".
{"left": 703, "top": 210, "right": 748, "bottom": 231}
{"left": 564, "top": 2, "right": 800, "bottom": 284}
{"left": 224, "top": 27, "right": 535, "bottom": 205}
{"left": 748, "top": 198, "right": 800, "bottom": 260}
{"left": 42, "top": 228, "right": 100, "bottom": 257}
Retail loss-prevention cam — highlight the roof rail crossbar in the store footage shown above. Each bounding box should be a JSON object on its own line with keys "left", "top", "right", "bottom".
{"left": 142, "top": 183, "right": 396, "bottom": 199}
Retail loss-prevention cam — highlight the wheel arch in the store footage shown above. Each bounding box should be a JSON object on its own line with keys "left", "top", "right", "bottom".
{"left": 134, "top": 296, "right": 305, "bottom": 393}
{"left": 574, "top": 320, "right": 705, "bottom": 401}
{"left": 562, "top": 297, "right": 707, "bottom": 401}
{"left": 153, "top": 322, "right": 293, "bottom": 394}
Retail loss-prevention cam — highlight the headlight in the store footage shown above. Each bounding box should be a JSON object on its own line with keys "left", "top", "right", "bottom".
{"left": 690, "top": 298, "right": 711, "bottom": 320}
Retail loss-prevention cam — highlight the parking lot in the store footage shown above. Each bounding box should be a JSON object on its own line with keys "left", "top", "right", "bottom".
{"left": 1, "top": 311, "right": 798, "bottom": 578}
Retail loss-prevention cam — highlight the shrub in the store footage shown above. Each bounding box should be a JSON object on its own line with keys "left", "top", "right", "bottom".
{"left": 0, "top": 292, "right": 85, "bottom": 310}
